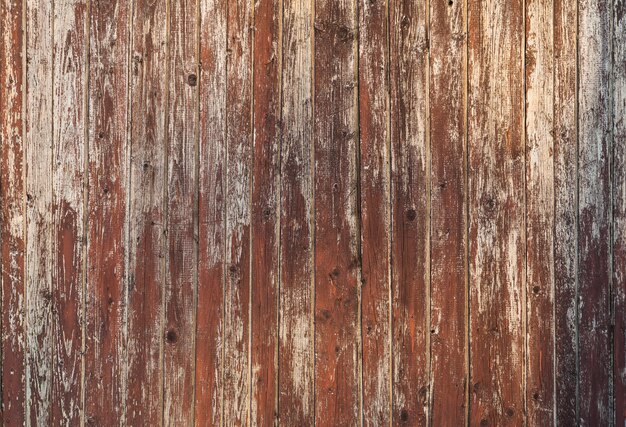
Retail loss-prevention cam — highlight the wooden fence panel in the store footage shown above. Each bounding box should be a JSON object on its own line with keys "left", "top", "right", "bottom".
{"left": 1, "top": 0, "right": 624, "bottom": 425}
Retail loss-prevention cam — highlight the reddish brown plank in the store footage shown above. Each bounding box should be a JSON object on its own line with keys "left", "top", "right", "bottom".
{"left": 25, "top": 0, "right": 54, "bottom": 422}
{"left": 0, "top": 0, "right": 26, "bottom": 423}
{"left": 162, "top": 0, "right": 198, "bottom": 423}
{"left": 525, "top": 0, "right": 555, "bottom": 423}
{"left": 614, "top": 0, "right": 626, "bottom": 422}
{"left": 224, "top": 0, "right": 253, "bottom": 421}
{"left": 250, "top": 0, "right": 281, "bottom": 423}
{"left": 429, "top": 0, "right": 467, "bottom": 423}
{"left": 389, "top": 0, "right": 430, "bottom": 423}
{"left": 358, "top": 0, "right": 391, "bottom": 423}
{"left": 278, "top": 0, "right": 315, "bottom": 422}
{"left": 553, "top": 0, "right": 578, "bottom": 422}
{"left": 577, "top": 0, "right": 612, "bottom": 423}
{"left": 195, "top": 0, "right": 227, "bottom": 423}
{"left": 51, "top": 0, "right": 87, "bottom": 423}
{"left": 126, "top": 0, "right": 167, "bottom": 423}
{"left": 84, "top": 0, "right": 130, "bottom": 423}
{"left": 313, "top": 0, "right": 360, "bottom": 423}
{"left": 467, "top": 0, "right": 525, "bottom": 424}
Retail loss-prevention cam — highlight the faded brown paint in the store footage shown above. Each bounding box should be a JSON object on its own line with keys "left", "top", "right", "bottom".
{"left": 1, "top": 1, "right": 625, "bottom": 425}
{"left": 0, "top": 0, "right": 25, "bottom": 424}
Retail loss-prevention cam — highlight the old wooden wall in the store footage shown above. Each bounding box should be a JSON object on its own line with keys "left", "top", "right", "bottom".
{"left": 0, "top": 0, "right": 625, "bottom": 425}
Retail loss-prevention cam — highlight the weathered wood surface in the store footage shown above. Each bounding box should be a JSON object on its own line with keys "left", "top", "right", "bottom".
{"left": 1, "top": 0, "right": 624, "bottom": 425}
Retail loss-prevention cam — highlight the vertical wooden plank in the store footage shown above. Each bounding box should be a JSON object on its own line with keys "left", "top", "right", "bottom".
{"left": 51, "top": 0, "right": 87, "bottom": 423}
{"left": 313, "top": 0, "right": 360, "bottom": 422}
{"left": 614, "top": 0, "right": 626, "bottom": 423}
{"left": 279, "top": 0, "right": 315, "bottom": 422}
{"left": 389, "top": 0, "right": 430, "bottom": 423}
{"left": 429, "top": 0, "right": 467, "bottom": 423}
{"left": 162, "top": 0, "right": 198, "bottom": 423}
{"left": 467, "top": 0, "right": 525, "bottom": 423}
{"left": 358, "top": 0, "right": 390, "bottom": 423}
{"left": 251, "top": 0, "right": 281, "bottom": 423}
{"left": 553, "top": 0, "right": 578, "bottom": 421}
{"left": 85, "top": 0, "right": 129, "bottom": 423}
{"left": 224, "top": 0, "right": 253, "bottom": 420}
{"left": 195, "top": 0, "right": 226, "bottom": 422}
{"left": 25, "top": 0, "right": 54, "bottom": 422}
{"left": 0, "top": 0, "right": 26, "bottom": 423}
{"left": 126, "top": 0, "right": 167, "bottom": 423}
{"left": 578, "top": 0, "right": 612, "bottom": 423}
{"left": 525, "top": 0, "right": 555, "bottom": 423}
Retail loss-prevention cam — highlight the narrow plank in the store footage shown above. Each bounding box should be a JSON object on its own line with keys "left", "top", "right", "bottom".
{"left": 524, "top": 0, "right": 555, "bottom": 423}
{"left": 614, "top": 0, "right": 626, "bottom": 422}
{"left": 467, "top": 0, "right": 525, "bottom": 423}
{"left": 24, "top": 0, "right": 54, "bottom": 422}
{"left": 313, "top": 0, "right": 360, "bottom": 422}
{"left": 389, "top": 0, "right": 430, "bottom": 423}
{"left": 126, "top": 0, "right": 168, "bottom": 423}
{"left": 553, "top": 0, "right": 578, "bottom": 421}
{"left": 195, "top": 0, "right": 227, "bottom": 422}
{"left": 0, "top": 0, "right": 26, "bottom": 423}
{"left": 84, "top": 0, "right": 130, "bottom": 423}
{"left": 278, "top": 0, "right": 315, "bottom": 422}
{"left": 51, "top": 0, "right": 87, "bottom": 423}
{"left": 358, "top": 0, "right": 391, "bottom": 422}
{"left": 162, "top": 0, "right": 198, "bottom": 423}
{"left": 223, "top": 0, "right": 253, "bottom": 420}
{"left": 429, "top": 0, "right": 467, "bottom": 423}
{"left": 250, "top": 0, "right": 281, "bottom": 422}
{"left": 577, "top": 0, "right": 612, "bottom": 423}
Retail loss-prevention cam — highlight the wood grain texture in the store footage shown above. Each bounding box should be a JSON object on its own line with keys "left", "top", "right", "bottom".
{"left": 3, "top": 1, "right": 626, "bottom": 425}
{"left": 525, "top": 0, "right": 555, "bottom": 423}
{"left": 358, "top": 0, "right": 391, "bottom": 423}
{"left": 467, "top": 0, "right": 525, "bottom": 424}
{"left": 195, "top": 0, "right": 226, "bottom": 423}
{"left": 614, "top": 0, "right": 626, "bottom": 423}
{"left": 313, "top": 0, "right": 361, "bottom": 423}
{"left": 389, "top": 0, "right": 430, "bottom": 423}
{"left": 578, "top": 0, "right": 612, "bottom": 423}
{"left": 279, "top": 0, "right": 315, "bottom": 422}
{"left": 0, "top": 0, "right": 25, "bottom": 423}
{"left": 224, "top": 0, "right": 253, "bottom": 421}
{"left": 126, "top": 0, "right": 168, "bottom": 423}
{"left": 251, "top": 0, "right": 281, "bottom": 423}
{"left": 553, "top": 0, "right": 579, "bottom": 422}
{"left": 51, "top": 0, "right": 87, "bottom": 423}
{"left": 84, "top": 0, "right": 129, "bottom": 423}
{"left": 162, "top": 0, "right": 198, "bottom": 423}
{"left": 428, "top": 0, "right": 467, "bottom": 423}
{"left": 25, "top": 0, "right": 54, "bottom": 422}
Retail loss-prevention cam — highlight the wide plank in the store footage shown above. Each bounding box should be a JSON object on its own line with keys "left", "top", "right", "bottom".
{"left": 195, "top": 0, "right": 227, "bottom": 423}
{"left": 0, "top": 0, "right": 26, "bottom": 423}
{"left": 358, "top": 0, "right": 391, "bottom": 423}
{"left": 250, "top": 0, "right": 281, "bottom": 422}
{"left": 25, "top": 0, "right": 54, "bottom": 422}
{"left": 389, "top": 0, "right": 430, "bottom": 423}
{"left": 279, "top": 0, "right": 315, "bottom": 422}
{"left": 525, "top": 0, "right": 555, "bottom": 423}
{"left": 553, "top": 0, "right": 578, "bottom": 422}
{"left": 577, "top": 0, "right": 612, "bottom": 423}
{"left": 51, "top": 0, "right": 87, "bottom": 423}
{"left": 467, "top": 0, "right": 525, "bottom": 423}
{"left": 126, "top": 0, "right": 168, "bottom": 423}
{"left": 313, "top": 0, "right": 361, "bottom": 422}
{"left": 429, "top": 0, "right": 467, "bottom": 424}
{"left": 84, "top": 0, "right": 130, "bottom": 423}
{"left": 223, "top": 0, "right": 253, "bottom": 421}
{"left": 162, "top": 0, "right": 198, "bottom": 423}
